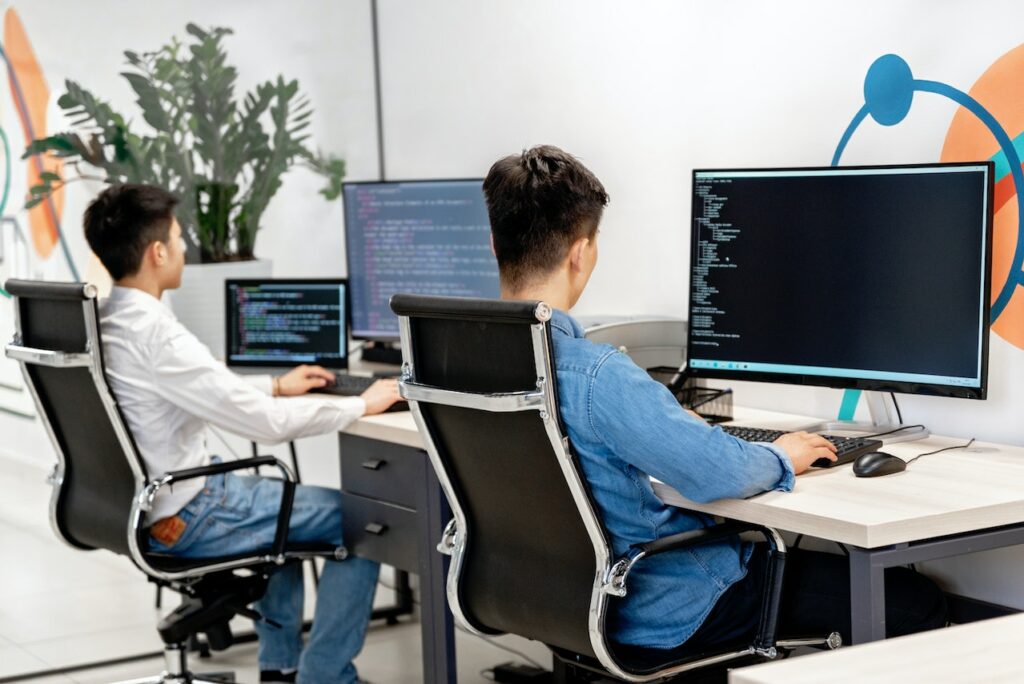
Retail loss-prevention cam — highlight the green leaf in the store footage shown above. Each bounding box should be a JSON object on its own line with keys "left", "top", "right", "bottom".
{"left": 22, "top": 134, "right": 77, "bottom": 159}
{"left": 39, "top": 171, "right": 61, "bottom": 182}
{"left": 25, "top": 196, "right": 45, "bottom": 210}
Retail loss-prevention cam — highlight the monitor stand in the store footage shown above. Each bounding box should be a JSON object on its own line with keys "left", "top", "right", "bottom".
{"left": 360, "top": 341, "right": 404, "bottom": 366}
{"left": 812, "top": 391, "right": 929, "bottom": 444}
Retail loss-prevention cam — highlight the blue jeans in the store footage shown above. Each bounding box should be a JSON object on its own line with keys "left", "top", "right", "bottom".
{"left": 149, "top": 469, "right": 380, "bottom": 684}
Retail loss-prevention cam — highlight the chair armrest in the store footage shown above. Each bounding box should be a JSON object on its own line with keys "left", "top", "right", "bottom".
{"left": 634, "top": 520, "right": 759, "bottom": 557}
{"left": 161, "top": 455, "right": 283, "bottom": 483}
{"left": 140, "top": 456, "right": 297, "bottom": 560}
{"left": 604, "top": 519, "right": 787, "bottom": 654}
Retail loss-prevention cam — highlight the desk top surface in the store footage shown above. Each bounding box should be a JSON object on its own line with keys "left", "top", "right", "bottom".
{"left": 344, "top": 406, "right": 1024, "bottom": 548}
{"left": 729, "top": 613, "right": 1024, "bottom": 684}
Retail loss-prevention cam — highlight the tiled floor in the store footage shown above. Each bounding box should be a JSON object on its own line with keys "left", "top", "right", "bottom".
{"left": 0, "top": 455, "right": 551, "bottom": 683}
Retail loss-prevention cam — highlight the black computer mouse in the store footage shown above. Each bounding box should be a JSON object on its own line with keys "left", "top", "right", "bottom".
{"left": 853, "top": 451, "right": 907, "bottom": 478}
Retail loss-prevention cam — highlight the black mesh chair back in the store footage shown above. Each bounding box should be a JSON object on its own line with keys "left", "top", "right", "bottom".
{"left": 4, "top": 279, "right": 144, "bottom": 556}
{"left": 392, "top": 295, "right": 610, "bottom": 658}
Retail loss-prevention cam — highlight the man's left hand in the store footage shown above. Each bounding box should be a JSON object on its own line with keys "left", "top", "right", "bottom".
{"left": 277, "top": 365, "right": 335, "bottom": 396}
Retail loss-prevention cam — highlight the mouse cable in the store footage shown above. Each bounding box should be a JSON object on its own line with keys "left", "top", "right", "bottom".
{"left": 905, "top": 438, "right": 976, "bottom": 466}
{"left": 861, "top": 423, "right": 927, "bottom": 440}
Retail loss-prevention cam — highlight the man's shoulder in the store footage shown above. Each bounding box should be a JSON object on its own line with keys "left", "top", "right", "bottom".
{"left": 552, "top": 334, "right": 622, "bottom": 378}
{"left": 100, "top": 294, "right": 183, "bottom": 350}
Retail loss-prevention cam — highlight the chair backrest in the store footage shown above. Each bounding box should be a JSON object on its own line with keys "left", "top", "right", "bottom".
{"left": 391, "top": 294, "right": 614, "bottom": 659}
{"left": 4, "top": 279, "right": 146, "bottom": 556}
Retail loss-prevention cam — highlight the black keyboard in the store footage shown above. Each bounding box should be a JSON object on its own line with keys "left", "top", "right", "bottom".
{"left": 314, "top": 373, "right": 377, "bottom": 396}
{"left": 310, "top": 374, "right": 409, "bottom": 412}
{"left": 720, "top": 425, "right": 882, "bottom": 468}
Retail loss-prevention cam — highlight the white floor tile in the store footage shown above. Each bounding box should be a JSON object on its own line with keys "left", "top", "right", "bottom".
{"left": 35, "top": 620, "right": 554, "bottom": 684}
{"left": 19, "top": 624, "right": 165, "bottom": 672}
{"left": 0, "top": 577, "right": 158, "bottom": 645}
{"left": 0, "top": 642, "right": 50, "bottom": 679}
{"left": 0, "top": 523, "right": 140, "bottom": 604}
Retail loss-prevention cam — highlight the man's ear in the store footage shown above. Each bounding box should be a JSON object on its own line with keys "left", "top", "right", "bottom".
{"left": 149, "top": 241, "right": 166, "bottom": 268}
{"left": 568, "top": 236, "right": 590, "bottom": 273}
{"left": 489, "top": 232, "right": 497, "bottom": 258}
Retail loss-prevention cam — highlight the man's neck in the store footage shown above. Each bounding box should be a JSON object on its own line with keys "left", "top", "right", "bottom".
{"left": 115, "top": 275, "right": 162, "bottom": 300}
{"left": 502, "top": 281, "right": 573, "bottom": 312}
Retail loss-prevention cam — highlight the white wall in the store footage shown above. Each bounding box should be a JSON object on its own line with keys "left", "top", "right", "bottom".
{"left": 374, "top": 0, "right": 1024, "bottom": 445}
{"left": 2, "top": 0, "right": 1024, "bottom": 609}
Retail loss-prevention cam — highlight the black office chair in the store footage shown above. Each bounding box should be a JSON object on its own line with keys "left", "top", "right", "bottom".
{"left": 3, "top": 279, "right": 341, "bottom": 684}
{"left": 390, "top": 294, "right": 840, "bottom": 682}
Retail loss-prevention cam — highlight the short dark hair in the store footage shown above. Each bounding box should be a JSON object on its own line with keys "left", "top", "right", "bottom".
{"left": 483, "top": 145, "right": 609, "bottom": 291}
{"left": 83, "top": 184, "right": 179, "bottom": 280}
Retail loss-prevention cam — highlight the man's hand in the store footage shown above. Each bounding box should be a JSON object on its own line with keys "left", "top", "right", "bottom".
{"left": 773, "top": 431, "right": 838, "bottom": 475}
{"left": 685, "top": 409, "right": 707, "bottom": 423}
{"left": 361, "top": 379, "right": 402, "bottom": 415}
{"left": 276, "top": 365, "right": 335, "bottom": 396}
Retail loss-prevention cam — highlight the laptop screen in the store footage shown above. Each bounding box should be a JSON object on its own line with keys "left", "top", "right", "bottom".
{"left": 225, "top": 279, "right": 349, "bottom": 369}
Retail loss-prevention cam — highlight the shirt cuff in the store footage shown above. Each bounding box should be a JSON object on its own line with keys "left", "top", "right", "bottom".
{"left": 757, "top": 442, "right": 796, "bottom": 492}
{"left": 337, "top": 396, "right": 367, "bottom": 417}
{"left": 241, "top": 374, "right": 274, "bottom": 396}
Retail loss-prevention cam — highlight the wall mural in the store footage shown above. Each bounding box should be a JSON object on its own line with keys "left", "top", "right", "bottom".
{"left": 835, "top": 50, "right": 1023, "bottom": 347}
{"left": 0, "top": 7, "right": 68, "bottom": 415}
{"left": 832, "top": 49, "right": 1024, "bottom": 419}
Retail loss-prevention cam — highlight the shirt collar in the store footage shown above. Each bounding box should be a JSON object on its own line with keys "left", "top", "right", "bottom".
{"left": 108, "top": 285, "right": 173, "bottom": 316}
{"left": 549, "top": 309, "right": 586, "bottom": 339}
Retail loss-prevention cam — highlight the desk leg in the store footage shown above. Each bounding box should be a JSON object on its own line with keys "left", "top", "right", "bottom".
{"left": 418, "top": 464, "right": 455, "bottom": 683}
{"left": 848, "top": 547, "right": 886, "bottom": 644}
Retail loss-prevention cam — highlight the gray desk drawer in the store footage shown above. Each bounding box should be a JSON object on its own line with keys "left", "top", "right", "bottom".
{"left": 342, "top": 494, "right": 419, "bottom": 572}
{"left": 340, "top": 434, "right": 425, "bottom": 509}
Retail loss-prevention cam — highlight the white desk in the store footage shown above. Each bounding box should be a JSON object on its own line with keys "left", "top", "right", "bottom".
{"left": 729, "top": 613, "right": 1024, "bottom": 684}
{"left": 653, "top": 406, "right": 1024, "bottom": 643}
{"left": 346, "top": 407, "right": 1024, "bottom": 645}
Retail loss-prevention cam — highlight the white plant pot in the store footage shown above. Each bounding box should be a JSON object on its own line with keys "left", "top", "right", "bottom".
{"left": 165, "top": 259, "right": 273, "bottom": 359}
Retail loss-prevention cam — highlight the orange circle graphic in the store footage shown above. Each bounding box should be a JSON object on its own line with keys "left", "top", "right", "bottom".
{"left": 941, "top": 43, "right": 1024, "bottom": 350}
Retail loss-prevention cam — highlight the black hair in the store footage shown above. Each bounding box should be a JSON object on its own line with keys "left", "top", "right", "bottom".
{"left": 483, "top": 145, "right": 609, "bottom": 291}
{"left": 83, "top": 184, "right": 179, "bottom": 280}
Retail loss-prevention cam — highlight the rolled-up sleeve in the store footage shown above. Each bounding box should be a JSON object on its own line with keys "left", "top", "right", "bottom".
{"left": 149, "top": 327, "right": 365, "bottom": 444}
{"left": 587, "top": 352, "right": 793, "bottom": 503}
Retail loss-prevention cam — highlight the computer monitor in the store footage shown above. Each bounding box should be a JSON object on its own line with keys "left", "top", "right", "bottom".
{"left": 225, "top": 279, "right": 349, "bottom": 369}
{"left": 343, "top": 179, "right": 500, "bottom": 340}
{"left": 686, "top": 162, "right": 992, "bottom": 402}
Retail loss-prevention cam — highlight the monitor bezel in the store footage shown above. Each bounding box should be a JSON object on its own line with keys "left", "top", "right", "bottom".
{"left": 224, "top": 278, "right": 350, "bottom": 370}
{"left": 685, "top": 161, "right": 994, "bottom": 400}
{"left": 342, "top": 178, "right": 490, "bottom": 341}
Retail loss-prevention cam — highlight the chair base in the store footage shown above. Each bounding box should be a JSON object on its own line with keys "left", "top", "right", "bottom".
{"left": 113, "top": 643, "right": 235, "bottom": 684}
{"left": 116, "top": 677, "right": 234, "bottom": 684}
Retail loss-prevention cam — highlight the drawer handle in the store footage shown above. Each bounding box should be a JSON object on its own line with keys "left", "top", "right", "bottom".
{"left": 364, "top": 522, "right": 388, "bottom": 535}
{"left": 361, "top": 459, "right": 386, "bottom": 471}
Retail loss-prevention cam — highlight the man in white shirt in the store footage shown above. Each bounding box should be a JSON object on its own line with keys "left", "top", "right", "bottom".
{"left": 84, "top": 184, "right": 399, "bottom": 684}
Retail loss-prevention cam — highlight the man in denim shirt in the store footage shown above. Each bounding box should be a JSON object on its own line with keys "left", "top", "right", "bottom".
{"left": 482, "top": 146, "right": 946, "bottom": 651}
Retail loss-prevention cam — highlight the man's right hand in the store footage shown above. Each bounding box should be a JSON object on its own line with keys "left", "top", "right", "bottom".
{"left": 773, "top": 431, "right": 838, "bottom": 474}
{"left": 361, "top": 379, "right": 402, "bottom": 415}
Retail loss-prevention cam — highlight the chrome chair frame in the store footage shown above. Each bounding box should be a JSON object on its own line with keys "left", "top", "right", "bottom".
{"left": 395, "top": 297, "right": 839, "bottom": 683}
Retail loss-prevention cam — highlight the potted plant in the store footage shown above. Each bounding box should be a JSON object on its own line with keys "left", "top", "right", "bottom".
{"left": 23, "top": 24, "right": 345, "bottom": 353}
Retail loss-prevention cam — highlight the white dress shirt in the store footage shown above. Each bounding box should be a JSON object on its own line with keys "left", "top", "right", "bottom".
{"left": 99, "top": 286, "right": 366, "bottom": 521}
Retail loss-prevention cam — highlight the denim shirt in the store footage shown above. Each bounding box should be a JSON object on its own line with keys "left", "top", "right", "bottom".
{"left": 549, "top": 310, "right": 795, "bottom": 648}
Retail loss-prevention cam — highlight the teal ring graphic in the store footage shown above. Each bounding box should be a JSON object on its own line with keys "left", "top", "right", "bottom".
{"left": 832, "top": 53, "right": 1023, "bottom": 324}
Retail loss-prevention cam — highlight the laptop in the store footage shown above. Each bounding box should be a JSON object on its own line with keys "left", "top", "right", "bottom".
{"left": 225, "top": 278, "right": 351, "bottom": 375}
